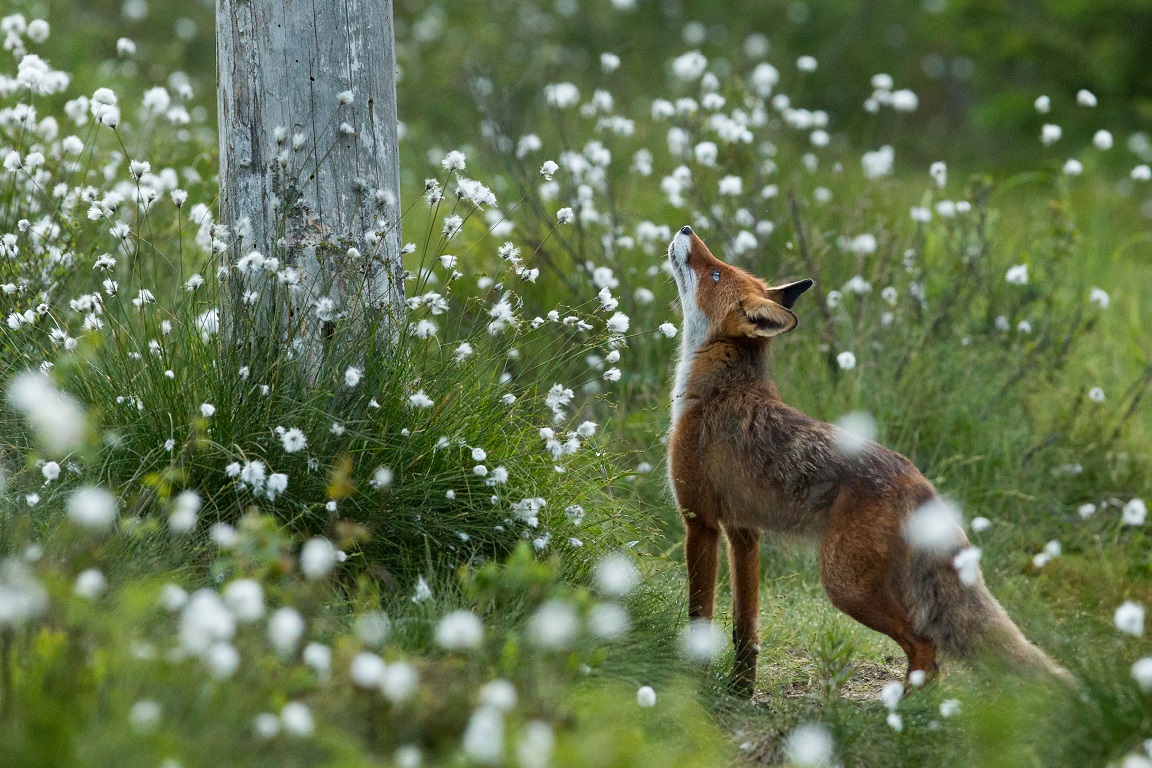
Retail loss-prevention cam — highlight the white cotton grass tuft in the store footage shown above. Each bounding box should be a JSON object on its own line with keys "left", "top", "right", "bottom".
{"left": 678, "top": 619, "right": 726, "bottom": 663}
{"left": 280, "top": 701, "right": 314, "bottom": 737}
{"left": 223, "top": 579, "right": 264, "bottom": 622}
{"left": 904, "top": 498, "right": 964, "bottom": 553}
{"left": 436, "top": 610, "right": 483, "bottom": 650}
{"left": 836, "top": 351, "right": 856, "bottom": 370}
{"left": 1116, "top": 601, "right": 1145, "bottom": 637}
{"left": 169, "top": 490, "right": 201, "bottom": 534}
{"left": 300, "top": 537, "right": 338, "bottom": 579}
{"left": 636, "top": 685, "right": 656, "bottom": 707}
{"left": 528, "top": 599, "right": 580, "bottom": 649}
{"left": 6, "top": 370, "right": 88, "bottom": 454}
{"left": 67, "top": 486, "right": 119, "bottom": 531}
{"left": 517, "top": 721, "right": 556, "bottom": 768}
{"left": 462, "top": 706, "right": 505, "bottom": 764}
{"left": 594, "top": 553, "right": 641, "bottom": 596}
{"left": 1123, "top": 499, "right": 1148, "bottom": 526}
{"left": 480, "top": 679, "right": 518, "bottom": 711}
{"left": 952, "top": 547, "right": 982, "bottom": 586}
{"left": 833, "top": 412, "right": 876, "bottom": 454}
{"left": 1132, "top": 658, "right": 1152, "bottom": 691}
{"left": 784, "top": 722, "right": 834, "bottom": 767}
{"left": 268, "top": 607, "right": 306, "bottom": 656}
{"left": 355, "top": 611, "right": 391, "bottom": 646}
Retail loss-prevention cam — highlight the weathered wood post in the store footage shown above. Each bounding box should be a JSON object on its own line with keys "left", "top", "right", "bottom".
{"left": 216, "top": 0, "right": 404, "bottom": 374}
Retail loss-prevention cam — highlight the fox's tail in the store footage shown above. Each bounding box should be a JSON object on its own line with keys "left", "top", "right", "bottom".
{"left": 904, "top": 548, "right": 1074, "bottom": 683}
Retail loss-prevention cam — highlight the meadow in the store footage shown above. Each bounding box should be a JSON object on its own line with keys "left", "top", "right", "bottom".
{"left": 1, "top": 1, "right": 1151, "bottom": 766}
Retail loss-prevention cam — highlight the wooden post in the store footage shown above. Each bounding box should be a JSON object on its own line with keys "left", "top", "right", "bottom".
{"left": 216, "top": 0, "right": 403, "bottom": 374}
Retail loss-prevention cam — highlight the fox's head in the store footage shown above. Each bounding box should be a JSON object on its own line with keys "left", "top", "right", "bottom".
{"left": 667, "top": 225, "right": 813, "bottom": 348}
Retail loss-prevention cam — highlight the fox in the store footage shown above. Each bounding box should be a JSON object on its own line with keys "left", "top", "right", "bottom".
{"left": 665, "top": 225, "right": 1069, "bottom": 696}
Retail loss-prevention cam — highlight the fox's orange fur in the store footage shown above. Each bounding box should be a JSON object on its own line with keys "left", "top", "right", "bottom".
{"left": 666, "top": 226, "right": 1067, "bottom": 696}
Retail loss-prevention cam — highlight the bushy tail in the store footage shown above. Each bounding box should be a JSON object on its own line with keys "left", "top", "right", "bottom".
{"left": 904, "top": 549, "right": 1074, "bottom": 683}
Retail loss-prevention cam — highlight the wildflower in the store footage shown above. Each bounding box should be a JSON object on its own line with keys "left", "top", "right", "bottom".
{"left": 836, "top": 351, "right": 857, "bottom": 370}
{"left": 436, "top": 610, "right": 483, "bottom": 650}
{"left": 544, "top": 82, "right": 580, "bottom": 108}
{"left": 636, "top": 686, "right": 657, "bottom": 707}
{"left": 200, "top": 403, "right": 216, "bottom": 418}
{"left": 862, "top": 145, "right": 894, "bottom": 179}
{"left": 411, "top": 576, "right": 432, "bottom": 603}
{"left": 253, "top": 713, "right": 280, "bottom": 740}
{"left": 529, "top": 600, "right": 580, "bottom": 649}
{"left": 67, "top": 486, "right": 118, "bottom": 530}
{"left": 344, "top": 367, "right": 362, "bottom": 387}
{"left": 355, "top": 612, "right": 391, "bottom": 646}
{"left": 1089, "top": 287, "right": 1110, "bottom": 308}
{"left": 540, "top": 160, "right": 558, "bottom": 179}
{"left": 970, "top": 516, "right": 991, "bottom": 532}
{"left": 833, "top": 412, "right": 877, "bottom": 454}
{"left": 718, "top": 175, "right": 743, "bottom": 196}
{"left": 784, "top": 723, "right": 834, "bottom": 767}
{"left": 953, "top": 547, "right": 982, "bottom": 586}
{"left": 1124, "top": 499, "right": 1148, "bottom": 526}
{"left": 556, "top": 207, "right": 574, "bottom": 224}
{"left": 223, "top": 579, "right": 265, "bottom": 622}
{"left": 1078, "top": 502, "right": 1098, "bottom": 518}
{"left": 382, "top": 662, "right": 418, "bottom": 703}
{"left": 1034, "top": 95, "right": 1051, "bottom": 113}
{"left": 337, "top": 89, "right": 354, "bottom": 105}
{"left": 596, "top": 553, "right": 640, "bottom": 595}
{"left": 796, "top": 55, "right": 818, "bottom": 72}
{"left": 1041, "top": 124, "right": 1062, "bottom": 146}
{"left": 606, "top": 312, "right": 630, "bottom": 334}
{"left": 671, "top": 50, "right": 707, "bottom": 80}
{"left": 350, "top": 652, "right": 386, "bottom": 688}
{"left": 303, "top": 643, "right": 332, "bottom": 678}
{"left": 41, "top": 461, "right": 60, "bottom": 482}
{"left": 179, "top": 590, "right": 235, "bottom": 655}
{"left": 1133, "top": 165, "right": 1152, "bottom": 181}
{"left": 1088, "top": 387, "right": 1105, "bottom": 403}
{"left": 462, "top": 706, "right": 504, "bottom": 764}
{"left": 1005, "top": 264, "right": 1029, "bottom": 285}
{"left": 1132, "top": 658, "right": 1152, "bottom": 691}
{"left": 169, "top": 491, "right": 201, "bottom": 533}
{"left": 904, "top": 498, "right": 964, "bottom": 553}
{"left": 1076, "top": 89, "right": 1098, "bottom": 107}
{"left": 74, "top": 569, "right": 107, "bottom": 599}
{"left": 694, "top": 140, "right": 718, "bottom": 166}
{"left": 409, "top": 390, "right": 434, "bottom": 408}
{"left": 1116, "top": 601, "right": 1145, "bottom": 636}
{"left": 268, "top": 607, "right": 305, "bottom": 656}
{"left": 659, "top": 322, "right": 678, "bottom": 338}
{"left": 371, "top": 467, "right": 394, "bottom": 488}
{"left": 930, "top": 161, "right": 947, "bottom": 187}
{"left": 280, "top": 702, "right": 314, "bottom": 738}
{"left": 1063, "top": 159, "right": 1083, "bottom": 176}
{"left": 6, "top": 371, "right": 87, "bottom": 454}
{"left": 679, "top": 620, "right": 726, "bottom": 662}
{"left": 129, "top": 700, "right": 161, "bottom": 733}
{"left": 1094, "top": 130, "right": 1114, "bottom": 150}
{"left": 300, "top": 537, "right": 337, "bottom": 579}
{"left": 891, "top": 89, "right": 918, "bottom": 111}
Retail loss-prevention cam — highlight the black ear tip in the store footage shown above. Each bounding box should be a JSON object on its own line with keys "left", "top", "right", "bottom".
{"left": 798, "top": 278, "right": 815, "bottom": 291}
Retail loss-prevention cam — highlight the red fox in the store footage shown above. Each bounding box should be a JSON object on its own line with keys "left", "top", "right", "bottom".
{"left": 666, "top": 226, "right": 1068, "bottom": 696}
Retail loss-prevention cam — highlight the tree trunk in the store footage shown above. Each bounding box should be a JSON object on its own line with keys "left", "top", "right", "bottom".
{"left": 216, "top": 0, "right": 404, "bottom": 376}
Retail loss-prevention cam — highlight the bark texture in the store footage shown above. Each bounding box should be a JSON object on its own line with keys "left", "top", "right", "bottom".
{"left": 216, "top": 0, "right": 403, "bottom": 372}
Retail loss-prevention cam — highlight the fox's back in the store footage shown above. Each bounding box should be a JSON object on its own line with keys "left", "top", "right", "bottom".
{"left": 676, "top": 383, "right": 925, "bottom": 536}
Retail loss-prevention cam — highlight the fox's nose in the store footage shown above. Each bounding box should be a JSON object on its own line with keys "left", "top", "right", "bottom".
{"left": 680, "top": 225, "right": 693, "bottom": 236}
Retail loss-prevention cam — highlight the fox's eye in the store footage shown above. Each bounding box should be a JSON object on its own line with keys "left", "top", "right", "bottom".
{"left": 710, "top": 269, "right": 720, "bottom": 283}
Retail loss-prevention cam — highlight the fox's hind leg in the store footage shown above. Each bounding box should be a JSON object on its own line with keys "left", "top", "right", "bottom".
{"left": 725, "top": 526, "right": 761, "bottom": 697}
{"left": 819, "top": 493, "right": 938, "bottom": 684}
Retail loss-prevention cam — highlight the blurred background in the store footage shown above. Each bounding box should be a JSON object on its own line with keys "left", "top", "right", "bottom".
{"left": 29, "top": 0, "right": 1152, "bottom": 171}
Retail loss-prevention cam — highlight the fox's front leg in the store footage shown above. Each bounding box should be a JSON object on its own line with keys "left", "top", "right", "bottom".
{"left": 726, "top": 526, "right": 761, "bottom": 697}
{"left": 684, "top": 518, "right": 720, "bottom": 620}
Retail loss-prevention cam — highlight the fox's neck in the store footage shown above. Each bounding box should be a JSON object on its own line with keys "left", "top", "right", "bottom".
{"left": 672, "top": 335, "right": 778, "bottom": 425}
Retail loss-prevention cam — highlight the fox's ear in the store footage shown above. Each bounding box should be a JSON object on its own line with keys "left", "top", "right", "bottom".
{"left": 738, "top": 295, "right": 797, "bottom": 337}
{"left": 768, "top": 278, "right": 814, "bottom": 309}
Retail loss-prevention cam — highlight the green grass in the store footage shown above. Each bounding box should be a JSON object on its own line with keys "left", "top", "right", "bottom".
{"left": 2, "top": 1, "right": 1152, "bottom": 766}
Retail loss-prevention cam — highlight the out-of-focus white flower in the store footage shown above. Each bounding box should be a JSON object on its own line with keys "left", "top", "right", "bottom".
{"left": 462, "top": 706, "right": 504, "bottom": 765}
{"left": 970, "top": 516, "right": 991, "bottom": 532}
{"left": 1132, "top": 658, "right": 1152, "bottom": 691}
{"left": 436, "top": 610, "right": 483, "bottom": 650}
{"left": 904, "top": 498, "right": 964, "bottom": 553}
{"left": 268, "top": 607, "right": 305, "bottom": 656}
{"left": 595, "top": 553, "right": 640, "bottom": 596}
{"left": 6, "top": 371, "right": 87, "bottom": 454}
{"left": 67, "top": 486, "right": 118, "bottom": 530}
{"left": 784, "top": 723, "right": 834, "bottom": 766}
{"left": 836, "top": 351, "right": 856, "bottom": 370}
{"left": 1041, "top": 124, "right": 1062, "bottom": 146}
{"left": 280, "top": 701, "right": 314, "bottom": 737}
{"left": 74, "top": 568, "right": 107, "bottom": 599}
{"left": 678, "top": 619, "right": 726, "bottom": 663}
{"left": 1005, "top": 264, "right": 1029, "bottom": 285}
{"left": 1088, "top": 387, "right": 1105, "bottom": 403}
{"left": 1035, "top": 95, "right": 1051, "bottom": 113}
{"left": 1116, "top": 601, "right": 1145, "bottom": 636}
{"left": 833, "top": 412, "right": 876, "bottom": 454}
{"left": 480, "top": 679, "right": 518, "bottom": 711}
{"left": 1076, "top": 89, "right": 1098, "bottom": 107}
{"left": 1124, "top": 499, "right": 1148, "bottom": 526}
{"left": 636, "top": 685, "right": 657, "bottom": 707}
{"left": 223, "top": 579, "right": 264, "bottom": 622}
{"left": 529, "top": 599, "right": 580, "bottom": 649}
{"left": 796, "top": 55, "right": 817, "bottom": 72}
{"left": 953, "top": 547, "right": 982, "bottom": 586}
{"left": 1063, "top": 159, "right": 1083, "bottom": 176}
{"left": 1094, "top": 130, "right": 1114, "bottom": 150}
